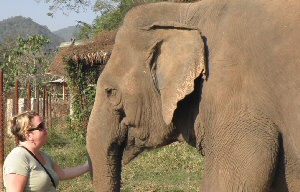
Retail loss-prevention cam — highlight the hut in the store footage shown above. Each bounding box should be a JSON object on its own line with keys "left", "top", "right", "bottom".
{"left": 48, "top": 31, "right": 116, "bottom": 100}
{"left": 47, "top": 31, "right": 116, "bottom": 118}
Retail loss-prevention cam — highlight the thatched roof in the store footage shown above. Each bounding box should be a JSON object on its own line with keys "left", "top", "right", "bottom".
{"left": 48, "top": 31, "right": 117, "bottom": 77}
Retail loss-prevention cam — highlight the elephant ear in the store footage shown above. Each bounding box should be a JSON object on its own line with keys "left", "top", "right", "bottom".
{"left": 146, "top": 22, "right": 206, "bottom": 125}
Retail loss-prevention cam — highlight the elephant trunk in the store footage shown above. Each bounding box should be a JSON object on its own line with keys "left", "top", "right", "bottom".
{"left": 92, "top": 146, "right": 123, "bottom": 191}
{"left": 87, "top": 99, "right": 126, "bottom": 191}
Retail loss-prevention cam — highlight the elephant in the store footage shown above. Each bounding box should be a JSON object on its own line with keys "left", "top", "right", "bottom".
{"left": 86, "top": 0, "right": 300, "bottom": 191}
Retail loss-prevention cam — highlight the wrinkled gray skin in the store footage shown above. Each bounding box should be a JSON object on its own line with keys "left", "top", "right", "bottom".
{"left": 87, "top": 0, "right": 300, "bottom": 191}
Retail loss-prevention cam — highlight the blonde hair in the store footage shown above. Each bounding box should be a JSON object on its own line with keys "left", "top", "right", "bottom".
{"left": 10, "top": 111, "right": 39, "bottom": 142}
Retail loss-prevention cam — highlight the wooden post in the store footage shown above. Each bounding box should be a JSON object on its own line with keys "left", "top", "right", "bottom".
{"left": 43, "top": 88, "right": 46, "bottom": 120}
{"left": 49, "top": 93, "right": 52, "bottom": 129}
{"left": 27, "top": 84, "right": 31, "bottom": 111}
{"left": 63, "top": 82, "right": 65, "bottom": 101}
{"left": 14, "top": 79, "right": 19, "bottom": 146}
{"left": 45, "top": 90, "right": 48, "bottom": 124}
{"left": 36, "top": 87, "right": 40, "bottom": 114}
{"left": 15, "top": 79, "right": 19, "bottom": 115}
{"left": 0, "top": 69, "right": 4, "bottom": 190}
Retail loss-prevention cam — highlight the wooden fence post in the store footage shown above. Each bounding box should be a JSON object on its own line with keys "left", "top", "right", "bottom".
{"left": 49, "top": 93, "right": 52, "bottom": 129}
{"left": 45, "top": 90, "right": 48, "bottom": 124}
{"left": 0, "top": 69, "right": 4, "bottom": 190}
{"left": 27, "top": 84, "right": 31, "bottom": 111}
{"left": 14, "top": 79, "right": 19, "bottom": 115}
{"left": 14, "top": 79, "right": 19, "bottom": 146}
{"left": 43, "top": 88, "right": 46, "bottom": 120}
{"left": 37, "top": 87, "right": 40, "bottom": 114}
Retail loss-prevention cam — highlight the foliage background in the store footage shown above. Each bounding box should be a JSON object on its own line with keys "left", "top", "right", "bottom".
{"left": 64, "top": 57, "right": 100, "bottom": 134}
{"left": 0, "top": 34, "right": 56, "bottom": 97}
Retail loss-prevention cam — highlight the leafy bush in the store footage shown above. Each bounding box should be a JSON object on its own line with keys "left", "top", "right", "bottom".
{"left": 64, "top": 57, "right": 100, "bottom": 136}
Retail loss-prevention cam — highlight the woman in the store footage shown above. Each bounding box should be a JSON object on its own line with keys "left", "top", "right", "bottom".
{"left": 3, "top": 111, "right": 90, "bottom": 192}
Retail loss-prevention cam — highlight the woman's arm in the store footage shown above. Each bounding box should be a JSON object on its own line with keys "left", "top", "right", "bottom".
{"left": 5, "top": 173, "right": 27, "bottom": 192}
{"left": 54, "top": 161, "right": 89, "bottom": 181}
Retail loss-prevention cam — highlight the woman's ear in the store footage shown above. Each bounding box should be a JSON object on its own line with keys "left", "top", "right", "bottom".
{"left": 24, "top": 131, "right": 32, "bottom": 141}
{"left": 148, "top": 25, "right": 206, "bottom": 125}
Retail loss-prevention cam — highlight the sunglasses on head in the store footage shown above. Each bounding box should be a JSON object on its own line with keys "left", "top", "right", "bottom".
{"left": 28, "top": 122, "right": 46, "bottom": 132}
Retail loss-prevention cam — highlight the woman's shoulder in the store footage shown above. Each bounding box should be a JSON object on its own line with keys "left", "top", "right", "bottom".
{"left": 4, "top": 147, "right": 30, "bottom": 168}
{"left": 5, "top": 147, "right": 28, "bottom": 159}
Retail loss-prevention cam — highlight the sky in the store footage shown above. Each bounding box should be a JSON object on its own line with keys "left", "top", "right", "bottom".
{"left": 0, "top": 0, "right": 99, "bottom": 32}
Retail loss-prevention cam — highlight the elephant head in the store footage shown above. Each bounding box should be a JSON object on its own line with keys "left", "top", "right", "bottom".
{"left": 86, "top": 2, "right": 207, "bottom": 191}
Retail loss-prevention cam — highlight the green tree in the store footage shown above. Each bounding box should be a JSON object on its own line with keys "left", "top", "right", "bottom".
{"left": 75, "top": 0, "right": 153, "bottom": 39}
{"left": 37, "top": 0, "right": 167, "bottom": 16}
{"left": 38, "top": 0, "right": 165, "bottom": 39}
{"left": 0, "top": 34, "right": 54, "bottom": 92}
{"left": 74, "top": 20, "right": 94, "bottom": 40}
{"left": 36, "top": 0, "right": 92, "bottom": 17}
{"left": 39, "top": 0, "right": 196, "bottom": 39}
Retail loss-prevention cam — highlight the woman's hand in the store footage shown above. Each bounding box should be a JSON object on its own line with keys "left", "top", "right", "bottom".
{"left": 54, "top": 161, "right": 90, "bottom": 181}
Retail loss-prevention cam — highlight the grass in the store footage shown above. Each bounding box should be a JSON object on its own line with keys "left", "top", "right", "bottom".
{"left": 122, "top": 142, "right": 204, "bottom": 192}
{"left": 42, "top": 118, "right": 93, "bottom": 192}
{"left": 4, "top": 116, "right": 204, "bottom": 191}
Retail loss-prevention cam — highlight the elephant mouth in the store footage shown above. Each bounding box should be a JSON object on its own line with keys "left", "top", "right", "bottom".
{"left": 121, "top": 126, "right": 146, "bottom": 165}
{"left": 121, "top": 136, "right": 131, "bottom": 165}
{"left": 117, "top": 111, "right": 146, "bottom": 164}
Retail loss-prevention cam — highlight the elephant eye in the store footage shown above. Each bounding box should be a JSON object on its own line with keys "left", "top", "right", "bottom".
{"left": 105, "top": 88, "right": 115, "bottom": 97}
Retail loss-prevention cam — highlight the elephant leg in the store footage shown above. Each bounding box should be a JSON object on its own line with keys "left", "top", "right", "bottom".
{"left": 202, "top": 113, "right": 281, "bottom": 191}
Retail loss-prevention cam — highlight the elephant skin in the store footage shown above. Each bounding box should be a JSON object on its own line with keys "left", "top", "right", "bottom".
{"left": 86, "top": 0, "right": 300, "bottom": 191}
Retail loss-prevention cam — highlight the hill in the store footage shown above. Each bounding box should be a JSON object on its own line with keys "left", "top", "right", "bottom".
{"left": 0, "top": 16, "right": 64, "bottom": 49}
{"left": 52, "top": 26, "right": 81, "bottom": 42}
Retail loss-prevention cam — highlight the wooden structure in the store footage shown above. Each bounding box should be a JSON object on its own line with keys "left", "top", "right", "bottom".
{"left": 48, "top": 31, "right": 116, "bottom": 78}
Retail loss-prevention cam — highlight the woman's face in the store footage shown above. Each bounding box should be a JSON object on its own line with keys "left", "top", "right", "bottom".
{"left": 28, "top": 115, "right": 49, "bottom": 147}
